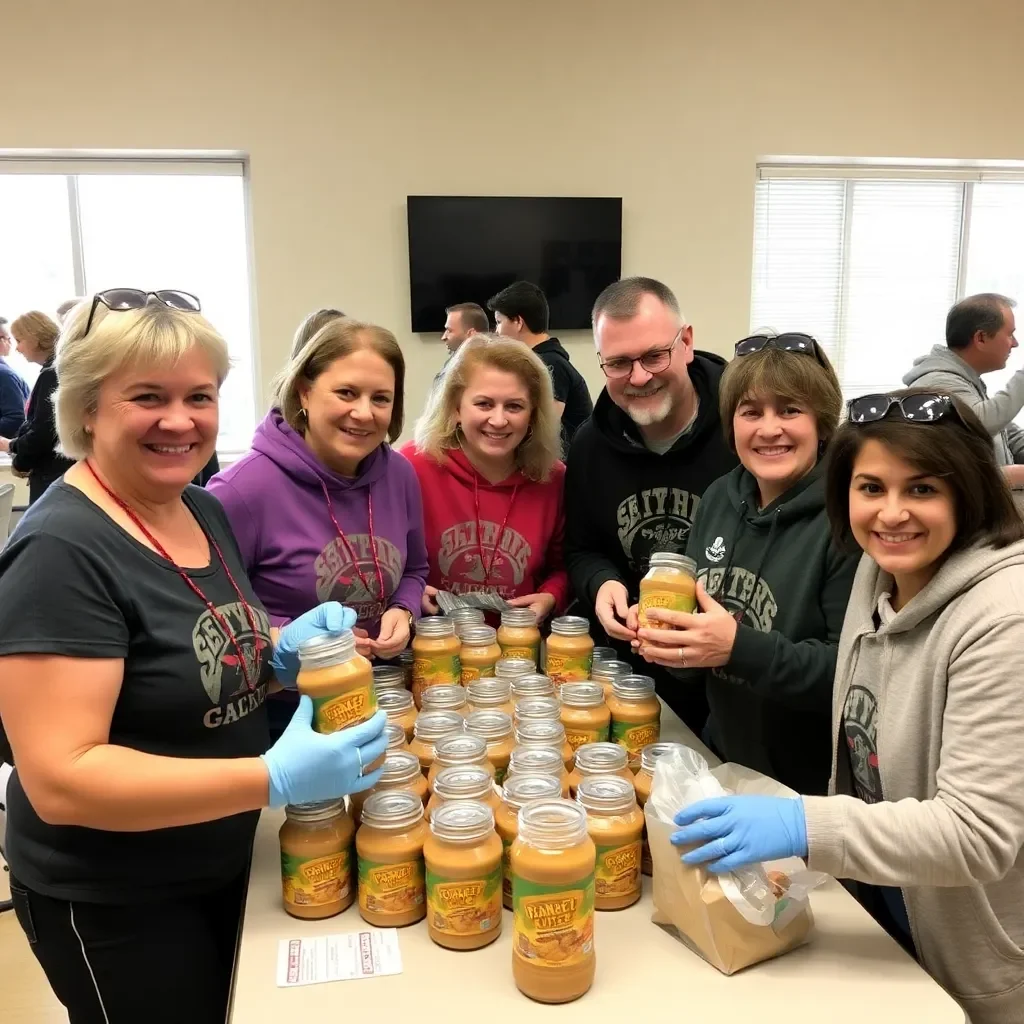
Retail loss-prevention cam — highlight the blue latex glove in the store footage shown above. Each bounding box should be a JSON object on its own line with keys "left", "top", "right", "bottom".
{"left": 270, "top": 602, "right": 357, "bottom": 688}
{"left": 670, "top": 795, "right": 808, "bottom": 874}
{"left": 260, "top": 697, "right": 387, "bottom": 807}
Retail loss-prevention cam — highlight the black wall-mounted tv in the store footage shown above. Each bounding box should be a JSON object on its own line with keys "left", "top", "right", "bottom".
{"left": 407, "top": 195, "right": 622, "bottom": 333}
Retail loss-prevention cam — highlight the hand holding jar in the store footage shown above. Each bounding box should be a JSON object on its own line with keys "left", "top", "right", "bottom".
{"left": 633, "top": 578, "right": 738, "bottom": 670}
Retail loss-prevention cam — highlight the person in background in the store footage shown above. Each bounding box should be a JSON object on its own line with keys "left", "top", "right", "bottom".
{"left": 434, "top": 301, "right": 489, "bottom": 390}
{"left": 565, "top": 277, "right": 736, "bottom": 734}
{"left": 903, "top": 293, "right": 1024, "bottom": 487}
{"left": 671, "top": 390, "right": 1024, "bottom": 1024}
{"left": 488, "top": 280, "right": 593, "bottom": 448}
{"left": 0, "top": 311, "right": 74, "bottom": 504}
{"left": 632, "top": 333, "right": 857, "bottom": 794}
{"left": 0, "top": 316, "right": 29, "bottom": 438}
{"left": 208, "top": 317, "right": 428, "bottom": 739}
{"left": 403, "top": 335, "right": 568, "bottom": 620}
{"left": 0, "top": 291, "right": 386, "bottom": 1023}
{"left": 56, "top": 297, "right": 86, "bottom": 324}
{"left": 290, "top": 306, "right": 346, "bottom": 359}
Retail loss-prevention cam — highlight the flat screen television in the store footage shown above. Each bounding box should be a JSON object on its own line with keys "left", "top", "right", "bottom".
{"left": 407, "top": 195, "right": 622, "bottom": 333}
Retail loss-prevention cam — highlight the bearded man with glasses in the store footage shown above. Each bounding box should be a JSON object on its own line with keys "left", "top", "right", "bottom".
{"left": 564, "top": 276, "right": 735, "bottom": 735}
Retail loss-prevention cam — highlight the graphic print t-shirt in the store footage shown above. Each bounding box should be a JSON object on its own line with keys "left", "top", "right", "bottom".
{"left": 0, "top": 482, "right": 273, "bottom": 903}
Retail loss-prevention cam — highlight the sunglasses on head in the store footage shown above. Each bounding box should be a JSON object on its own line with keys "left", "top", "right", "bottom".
{"left": 735, "top": 332, "right": 820, "bottom": 359}
{"left": 83, "top": 289, "right": 201, "bottom": 336}
{"left": 846, "top": 392, "right": 964, "bottom": 426}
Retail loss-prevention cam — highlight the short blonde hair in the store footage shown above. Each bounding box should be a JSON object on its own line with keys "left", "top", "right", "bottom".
{"left": 11, "top": 311, "right": 60, "bottom": 358}
{"left": 55, "top": 300, "right": 230, "bottom": 460}
{"left": 273, "top": 319, "right": 405, "bottom": 442}
{"left": 414, "top": 335, "right": 561, "bottom": 482}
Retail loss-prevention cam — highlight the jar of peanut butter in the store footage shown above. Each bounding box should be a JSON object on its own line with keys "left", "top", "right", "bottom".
{"left": 634, "top": 741, "right": 687, "bottom": 875}
{"left": 426, "top": 765, "right": 501, "bottom": 819}
{"left": 408, "top": 710, "right": 464, "bottom": 777}
{"left": 513, "top": 695, "right": 562, "bottom": 729}
{"left": 559, "top": 682, "right": 611, "bottom": 753}
{"left": 377, "top": 688, "right": 417, "bottom": 742}
{"left": 372, "top": 664, "right": 407, "bottom": 693}
{"left": 592, "top": 645, "right": 617, "bottom": 665}
{"left": 449, "top": 606, "right": 485, "bottom": 637}
{"left": 514, "top": 719, "right": 574, "bottom": 769}
{"left": 638, "top": 551, "right": 698, "bottom": 629}
{"left": 567, "top": 742, "right": 635, "bottom": 797}
{"left": 608, "top": 675, "right": 661, "bottom": 770}
{"left": 424, "top": 801, "right": 503, "bottom": 951}
{"left": 427, "top": 734, "right": 494, "bottom": 793}
{"left": 497, "top": 608, "right": 542, "bottom": 664}
{"left": 543, "top": 616, "right": 594, "bottom": 686}
{"left": 412, "top": 616, "right": 461, "bottom": 709}
{"left": 511, "top": 799, "right": 596, "bottom": 1003}
{"left": 355, "top": 790, "right": 427, "bottom": 927}
{"left": 297, "top": 632, "right": 378, "bottom": 747}
{"left": 459, "top": 625, "right": 502, "bottom": 683}
{"left": 510, "top": 673, "right": 555, "bottom": 702}
{"left": 496, "top": 775, "right": 562, "bottom": 909}
{"left": 350, "top": 749, "right": 429, "bottom": 825}
{"left": 279, "top": 799, "right": 355, "bottom": 920}
{"left": 591, "top": 658, "right": 633, "bottom": 699}
{"left": 464, "top": 710, "right": 515, "bottom": 785}
{"left": 420, "top": 683, "right": 469, "bottom": 716}
{"left": 507, "top": 746, "right": 572, "bottom": 797}
{"left": 495, "top": 656, "right": 537, "bottom": 687}
{"left": 465, "top": 677, "right": 516, "bottom": 717}
{"left": 576, "top": 776, "right": 644, "bottom": 911}
{"left": 397, "top": 650, "right": 415, "bottom": 690}
{"left": 385, "top": 722, "right": 408, "bottom": 752}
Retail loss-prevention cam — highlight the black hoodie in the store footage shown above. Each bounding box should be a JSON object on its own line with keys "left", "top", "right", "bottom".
{"left": 564, "top": 351, "right": 737, "bottom": 607}
{"left": 678, "top": 460, "right": 858, "bottom": 795}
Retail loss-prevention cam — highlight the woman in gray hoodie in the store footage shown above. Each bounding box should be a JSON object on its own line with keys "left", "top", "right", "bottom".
{"left": 672, "top": 390, "right": 1024, "bottom": 1024}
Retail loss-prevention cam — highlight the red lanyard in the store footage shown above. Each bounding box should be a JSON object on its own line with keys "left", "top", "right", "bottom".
{"left": 85, "top": 461, "right": 261, "bottom": 693}
{"left": 473, "top": 474, "right": 519, "bottom": 587}
{"left": 319, "top": 481, "right": 386, "bottom": 605}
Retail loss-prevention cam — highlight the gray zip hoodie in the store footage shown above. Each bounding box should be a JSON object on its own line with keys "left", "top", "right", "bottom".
{"left": 902, "top": 344, "right": 1024, "bottom": 465}
{"left": 803, "top": 542, "right": 1024, "bottom": 1024}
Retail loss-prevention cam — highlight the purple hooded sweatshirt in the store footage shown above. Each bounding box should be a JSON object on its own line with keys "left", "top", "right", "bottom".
{"left": 207, "top": 410, "right": 428, "bottom": 634}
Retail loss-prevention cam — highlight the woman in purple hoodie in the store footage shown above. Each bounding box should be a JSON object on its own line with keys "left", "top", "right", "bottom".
{"left": 208, "top": 317, "right": 428, "bottom": 737}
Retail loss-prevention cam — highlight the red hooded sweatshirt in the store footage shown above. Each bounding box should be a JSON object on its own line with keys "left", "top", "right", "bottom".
{"left": 400, "top": 444, "right": 569, "bottom": 610}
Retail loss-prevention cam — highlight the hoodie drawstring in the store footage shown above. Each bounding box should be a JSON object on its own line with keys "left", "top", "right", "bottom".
{"left": 320, "top": 480, "right": 386, "bottom": 605}
{"left": 473, "top": 473, "right": 520, "bottom": 587}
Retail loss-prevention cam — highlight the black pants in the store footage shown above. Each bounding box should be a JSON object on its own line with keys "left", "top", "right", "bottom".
{"left": 10, "top": 872, "right": 246, "bottom": 1024}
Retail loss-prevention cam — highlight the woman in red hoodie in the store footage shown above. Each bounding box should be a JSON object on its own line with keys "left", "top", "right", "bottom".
{"left": 402, "top": 336, "right": 568, "bottom": 621}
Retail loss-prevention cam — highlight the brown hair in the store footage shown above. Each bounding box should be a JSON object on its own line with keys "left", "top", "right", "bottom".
{"left": 591, "top": 276, "right": 683, "bottom": 325}
{"left": 290, "top": 307, "right": 346, "bottom": 359}
{"left": 445, "top": 302, "right": 489, "bottom": 333}
{"left": 10, "top": 310, "right": 60, "bottom": 357}
{"left": 826, "top": 389, "right": 1024, "bottom": 554}
{"left": 719, "top": 345, "right": 844, "bottom": 451}
{"left": 274, "top": 319, "right": 405, "bottom": 442}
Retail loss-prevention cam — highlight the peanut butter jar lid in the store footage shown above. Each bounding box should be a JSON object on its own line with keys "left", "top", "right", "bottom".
{"left": 413, "top": 711, "right": 465, "bottom": 743}
{"left": 502, "top": 774, "right": 562, "bottom": 811}
{"left": 515, "top": 719, "right": 567, "bottom": 746}
{"left": 591, "top": 659, "right": 632, "bottom": 681}
{"left": 640, "top": 741, "right": 688, "bottom": 774}
{"left": 576, "top": 775, "right": 637, "bottom": 814}
{"left": 385, "top": 723, "right": 407, "bottom": 750}
{"left": 284, "top": 798, "right": 346, "bottom": 822}
{"left": 449, "top": 607, "right": 485, "bottom": 628}
{"left": 592, "top": 646, "right": 617, "bottom": 663}
{"left": 296, "top": 629, "right": 357, "bottom": 667}
{"left": 464, "top": 710, "right": 514, "bottom": 740}
{"left": 459, "top": 624, "right": 498, "bottom": 646}
{"left": 500, "top": 608, "right": 538, "bottom": 628}
{"left": 513, "top": 696, "right": 562, "bottom": 722}
{"left": 648, "top": 551, "right": 697, "bottom": 575}
{"left": 414, "top": 615, "right": 456, "bottom": 638}
{"left": 575, "top": 742, "right": 629, "bottom": 774}
{"left": 559, "top": 682, "right": 606, "bottom": 709}
{"left": 517, "top": 799, "right": 588, "bottom": 847}
{"left": 466, "top": 678, "right": 512, "bottom": 703}
{"left": 360, "top": 789, "right": 424, "bottom": 830}
{"left": 378, "top": 689, "right": 415, "bottom": 714}
{"left": 430, "top": 799, "right": 495, "bottom": 842}
{"left": 549, "top": 615, "right": 591, "bottom": 637}
{"left": 612, "top": 674, "right": 657, "bottom": 701}
{"left": 508, "top": 746, "right": 564, "bottom": 777}
{"left": 432, "top": 765, "right": 494, "bottom": 801}
{"left": 380, "top": 751, "right": 423, "bottom": 785}
{"left": 495, "top": 657, "right": 537, "bottom": 680}
{"left": 420, "top": 684, "right": 468, "bottom": 711}
{"left": 434, "top": 734, "right": 488, "bottom": 765}
{"left": 372, "top": 665, "right": 406, "bottom": 689}
{"left": 510, "top": 673, "right": 555, "bottom": 698}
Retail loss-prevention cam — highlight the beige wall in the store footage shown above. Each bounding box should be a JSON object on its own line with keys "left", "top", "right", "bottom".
{"left": 3, "top": 0, "right": 1024, "bottom": 506}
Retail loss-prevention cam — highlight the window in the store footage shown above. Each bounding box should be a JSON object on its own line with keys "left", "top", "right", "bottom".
{"left": 751, "top": 165, "right": 1024, "bottom": 410}
{"left": 0, "top": 160, "right": 255, "bottom": 450}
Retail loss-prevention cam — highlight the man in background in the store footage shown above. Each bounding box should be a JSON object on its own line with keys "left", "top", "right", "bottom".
{"left": 564, "top": 276, "right": 737, "bottom": 735}
{"left": 0, "top": 317, "right": 29, "bottom": 439}
{"left": 903, "top": 293, "right": 1024, "bottom": 485}
{"left": 433, "top": 302, "right": 489, "bottom": 390}
{"left": 488, "top": 281, "right": 593, "bottom": 448}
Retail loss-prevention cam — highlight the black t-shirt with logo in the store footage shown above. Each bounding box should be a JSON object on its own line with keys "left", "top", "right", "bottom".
{"left": 0, "top": 482, "right": 273, "bottom": 903}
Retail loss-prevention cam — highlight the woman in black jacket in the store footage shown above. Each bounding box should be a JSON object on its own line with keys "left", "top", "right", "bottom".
{"left": 0, "top": 311, "right": 74, "bottom": 504}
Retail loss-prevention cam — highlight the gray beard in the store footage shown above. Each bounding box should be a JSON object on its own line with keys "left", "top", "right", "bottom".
{"left": 623, "top": 390, "right": 674, "bottom": 426}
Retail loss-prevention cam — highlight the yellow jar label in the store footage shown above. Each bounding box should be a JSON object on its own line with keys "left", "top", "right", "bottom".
{"left": 513, "top": 874, "right": 595, "bottom": 969}
{"left": 281, "top": 848, "right": 352, "bottom": 908}
{"left": 413, "top": 654, "right": 461, "bottom": 688}
{"left": 426, "top": 866, "right": 502, "bottom": 937}
{"left": 611, "top": 716, "right": 660, "bottom": 762}
{"left": 311, "top": 685, "right": 377, "bottom": 734}
{"left": 460, "top": 662, "right": 495, "bottom": 684}
{"left": 357, "top": 857, "right": 425, "bottom": 918}
{"left": 564, "top": 725, "right": 609, "bottom": 752}
{"left": 595, "top": 840, "right": 641, "bottom": 899}
{"left": 544, "top": 652, "right": 592, "bottom": 684}
{"left": 638, "top": 590, "right": 696, "bottom": 627}
{"left": 500, "top": 643, "right": 540, "bottom": 664}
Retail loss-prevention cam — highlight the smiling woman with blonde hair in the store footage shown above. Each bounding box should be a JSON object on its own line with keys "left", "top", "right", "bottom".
{"left": 402, "top": 335, "right": 568, "bottom": 621}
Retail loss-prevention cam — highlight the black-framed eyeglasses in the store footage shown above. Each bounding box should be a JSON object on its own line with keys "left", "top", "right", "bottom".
{"left": 598, "top": 328, "right": 681, "bottom": 380}
{"left": 83, "top": 289, "right": 201, "bottom": 337}
{"left": 735, "top": 331, "right": 820, "bottom": 359}
{"left": 846, "top": 392, "right": 964, "bottom": 426}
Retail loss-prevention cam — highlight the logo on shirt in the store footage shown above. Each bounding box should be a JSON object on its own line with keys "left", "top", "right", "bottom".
{"left": 616, "top": 488, "right": 700, "bottom": 574}
{"left": 437, "top": 520, "right": 532, "bottom": 598}
{"left": 192, "top": 600, "right": 272, "bottom": 719}
{"left": 314, "top": 535, "right": 402, "bottom": 625}
{"left": 843, "top": 684, "right": 881, "bottom": 803}
{"left": 705, "top": 536, "right": 726, "bottom": 563}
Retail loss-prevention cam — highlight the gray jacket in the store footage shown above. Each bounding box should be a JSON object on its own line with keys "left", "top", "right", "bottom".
{"left": 804, "top": 543, "right": 1024, "bottom": 1024}
{"left": 902, "top": 344, "right": 1024, "bottom": 465}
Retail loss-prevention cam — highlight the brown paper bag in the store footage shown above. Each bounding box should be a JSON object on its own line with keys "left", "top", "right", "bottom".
{"left": 645, "top": 753, "right": 820, "bottom": 975}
